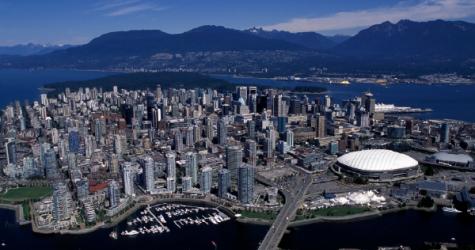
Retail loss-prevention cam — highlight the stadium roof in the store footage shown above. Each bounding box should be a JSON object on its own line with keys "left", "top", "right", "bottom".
{"left": 431, "top": 152, "right": 473, "bottom": 164}
{"left": 337, "top": 149, "right": 418, "bottom": 172}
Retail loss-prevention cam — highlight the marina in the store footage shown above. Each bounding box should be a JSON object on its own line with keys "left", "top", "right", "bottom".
{"left": 117, "top": 203, "right": 231, "bottom": 239}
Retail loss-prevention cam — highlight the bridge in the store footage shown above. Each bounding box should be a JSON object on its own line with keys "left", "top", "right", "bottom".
{"left": 257, "top": 173, "right": 313, "bottom": 250}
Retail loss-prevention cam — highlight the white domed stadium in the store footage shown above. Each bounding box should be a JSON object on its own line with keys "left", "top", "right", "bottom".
{"left": 332, "top": 149, "right": 421, "bottom": 182}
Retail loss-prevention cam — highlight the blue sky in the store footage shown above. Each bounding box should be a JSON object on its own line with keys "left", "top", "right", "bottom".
{"left": 0, "top": 0, "right": 474, "bottom": 45}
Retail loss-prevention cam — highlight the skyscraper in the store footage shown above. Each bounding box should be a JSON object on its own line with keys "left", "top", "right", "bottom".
{"left": 52, "top": 182, "right": 73, "bottom": 222}
{"left": 247, "top": 120, "right": 256, "bottom": 139}
{"left": 316, "top": 115, "right": 326, "bottom": 138}
{"left": 122, "top": 163, "right": 135, "bottom": 196}
{"left": 166, "top": 177, "right": 176, "bottom": 193}
{"left": 245, "top": 139, "right": 257, "bottom": 166}
{"left": 218, "top": 169, "right": 230, "bottom": 198}
{"left": 143, "top": 156, "right": 155, "bottom": 192}
{"left": 166, "top": 153, "right": 176, "bottom": 179}
{"left": 68, "top": 128, "right": 80, "bottom": 153}
{"left": 5, "top": 138, "right": 16, "bottom": 165}
{"left": 286, "top": 129, "right": 294, "bottom": 148}
{"left": 440, "top": 123, "right": 450, "bottom": 144}
{"left": 44, "top": 148, "right": 59, "bottom": 179}
{"left": 182, "top": 176, "right": 192, "bottom": 192}
{"left": 217, "top": 118, "right": 227, "bottom": 145}
{"left": 226, "top": 145, "right": 242, "bottom": 181}
{"left": 200, "top": 167, "right": 212, "bottom": 194}
{"left": 108, "top": 180, "right": 120, "bottom": 208}
{"left": 238, "top": 163, "right": 255, "bottom": 204}
{"left": 185, "top": 152, "right": 198, "bottom": 185}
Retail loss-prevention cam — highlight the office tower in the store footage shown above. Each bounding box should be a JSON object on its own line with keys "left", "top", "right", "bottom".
{"left": 143, "top": 156, "right": 155, "bottom": 192}
{"left": 68, "top": 128, "right": 80, "bottom": 153}
{"left": 5, "top": 138, "right": 16, "bottom": 165}
{"left": 324, "top": 95, "right": 331, "bottom": 109}
{"left": 85, "top": 135, "right": 95, "bottom": 158}
{"left": 218, "top": 169, "right": 230, "bottom": 198}
{"left": 364, "top": 92, "right": 375, "bottom": 115}
{"left": 185, "top": 152, "right": 198, "bottom": 185}
{"left": 122, "top": 163, "right": 135, "bottom": 196}
{"left": 286, "top": 129, "right": 294, "bottom": 148}
{"left": 40, "top": 93, "right": 49, "bottom": 106}
{"left": 193, "top": 124, "right": 201, "bottom": 143}
{"left": 151, "top": 107, "right": 162, "bottom": 129}
{"left": 247, "top": 120, "right": 256, "bottom": 139}
{"left": 200, "top": 167, "right": 212, "bottom": 194}
{"left": 52, "top": 182, "right": 73, "bottom": 222}
{"left": 166, "top": 153, "right": 176, "bottom": 179}
{"left": 217, "top": 118, "right": 227, "bottom": 145}
{"left": 166, "top": 177, "right": 176, "bottom": 193}
{"left": 206, "top": 118, "right": 214, "bottom": 139}
{"left": 264, "top": 138, "right": 273, "bottom": 158}
{"left": 226, "top": 145, "right": 242, "bottom": 180}
{"left": 174, "top": 129, "right": 184, "bottom": 152}
{"left": 316, "top": 115, "right": 326, "bottom": 138}
{"left": 245, "top": 139, "right": 257, "bottom": 166}
{"left": 238, "top": 163, "right": 255, "bottom": 204}
{"left": 44, "top": 148, "right": 59, "bottom": 179}
{"left": 108, "top": 180, "right": 120, "bottom": 208}
{"left": 277, "top": 116, "right": 288, "bottom": 134}
{"left": 182, "top": 176, "right": 192, "bottom": 192}
{"left": 356, "top": 111, "right": 370, "bottom": 128}
{"left": 185, "top": 126, "right": 194, "bottom": 147}
{"left": 236, "top": 86, "right": 248, "bottom": 103}
{"left": 266, "top": 126, "right": 276, "bottom": 150}
{"left": 440, "top": 123, "right": 450, "bottom": 143}
{"left": 75, "top": 177, "right": 89, "bottom": 200}
{"left": 277, "top": 140, "right": 289, "bottom": 154}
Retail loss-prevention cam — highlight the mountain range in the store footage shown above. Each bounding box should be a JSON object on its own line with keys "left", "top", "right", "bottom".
{"left": 0, "top": 43, "right": 73, "bottom": 56}
{"left": 1, "top": 19, "right": 474, "bottom": 75}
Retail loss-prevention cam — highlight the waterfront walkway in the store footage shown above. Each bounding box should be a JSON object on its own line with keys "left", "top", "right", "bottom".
{"left": 258, "top": 173, "right": 313, "bottom": 250}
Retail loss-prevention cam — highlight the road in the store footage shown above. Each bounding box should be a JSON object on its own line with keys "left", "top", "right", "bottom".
{"left": 257, "top": 173, "right": 313, "bottom": 250}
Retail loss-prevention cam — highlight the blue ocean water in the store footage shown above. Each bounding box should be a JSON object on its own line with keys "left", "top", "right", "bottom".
{"left": 0, "top": 69, "right": 113, "bottom": 107}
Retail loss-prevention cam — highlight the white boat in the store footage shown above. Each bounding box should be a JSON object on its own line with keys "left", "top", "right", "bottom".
{"left": 442, "top": 207, "right": 462, "bottom": 213}
{"left": 122, "top": 230, "right": 139, "bottom": 236}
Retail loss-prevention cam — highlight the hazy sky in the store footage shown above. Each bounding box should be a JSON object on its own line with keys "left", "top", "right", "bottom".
{"left": 1, "top": 0, "right": 474, "bottom": 45}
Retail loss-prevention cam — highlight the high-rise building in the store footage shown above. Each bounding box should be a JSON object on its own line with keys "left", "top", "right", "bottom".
{"left": 247, "top": 120, "right": 256, "bottom": 139}
{"left": 264, "top": 138, "right": 273, "bottom": 158}
{"left": 316, "top": 115, "right": 326, "bottom": 138}
{"left": 440, "top": 123, "right": 450, "bottom": 144}
{"left": 52, "top": 182, "right": 73, "bottom": 222}
{"left": 218, "top": 169, "right": 230, "bottom": 198}
{"left": 108, "top": 180, "right": 120, "bottom": 208}
{"left": 143, "top": 156, "right": 155, "bottom": 192}
{"left": 226, "top": 145, "right": 242, "bottom": 181}
{"left": 277, "top": 116, "right": 288, "bottom": 134}
{"left": 182, "top": 176, "right": 192, "bottom": 192}
{"left": 245, "top": 139, "right": 257, "bottom": 166}
{"left": 200, "top": 167, "right": 212, "bottom": 194}
{"left": 174, "top": 129, "right": 184, "bottom": 152}
{"left": 286, "top": 129, "right": 294, "bottom": 148}
{"left": 185, "top": 152, "right": 198, "bottom": 185}
{"left": 166, "top": 177, "right": 176, "bottom": 193}
{"left": 44, "top": 148, "right": 59, "bottom": 179}
{"left": 238, "top": 163, "right": 255, "bottom": 204}
{"left": 5, "top": 138, "right": 16, "bottom": 165}
{"left": 68, "top": 128, "right": 80, "bottom": 153}
{"left": 122, "top": 163, "right": 135, "bottom": 196}
{"left": 185, "top": 126, "right": 194, "bottom": 147}
{"left": 75, "top": 177, "right": 89, "bottom": 200}
{"left": 166, "top": 153, "right": 176, "bottom": 179}
{"left": 217, "top": 119, "right": 227, "bottom": 145}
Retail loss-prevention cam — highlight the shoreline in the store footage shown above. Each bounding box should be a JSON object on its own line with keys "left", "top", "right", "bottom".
{"left": 29, "top": 197, "right": 235, "bottom": 235}
{"left": 236, "top": 205, "right": 437, "bottom": 228}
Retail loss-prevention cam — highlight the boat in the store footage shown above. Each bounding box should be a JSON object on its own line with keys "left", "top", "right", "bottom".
{"left": 442, "top": 207, "right": 462, "bottom": 213}
{"left": 109, "top": 231, "right": 118, "bottom": 240}
{"left": 122, "top": 230, "right": 139, "bottom": 236}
